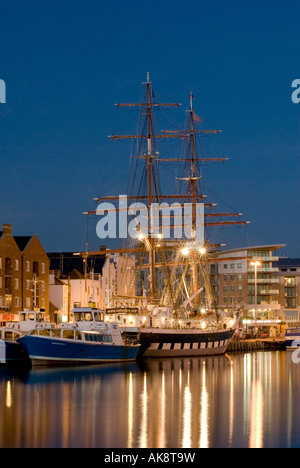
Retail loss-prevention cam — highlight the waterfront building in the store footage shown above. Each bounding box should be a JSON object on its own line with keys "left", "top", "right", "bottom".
{"left": 276, "top": 258, "right": 300, "bottom": 325}
{"left": 212, "top": 245, "right": 285, "bottom": 335}
{"left": 0, "top": 223, "right": 50, "bottom": 324}
{"left": 49, "top": 272, "right": 69, "bottom": 323}
{"left": 49, "top": 269, "right": 103, "bottom": 323}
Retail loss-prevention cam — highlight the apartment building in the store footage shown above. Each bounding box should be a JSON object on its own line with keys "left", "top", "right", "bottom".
{"left": 276, "top": 258, "right": 300, "bottom": 325}
{"left": 0, "top": 224, "right": 49, "bottom": 323}
{"left": 211, "top": 244, "right": 285, "bottom": 333}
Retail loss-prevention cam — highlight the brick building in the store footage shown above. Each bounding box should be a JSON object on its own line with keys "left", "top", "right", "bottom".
{"left": 0, "top": 224, "right": 49, "bottom": 324}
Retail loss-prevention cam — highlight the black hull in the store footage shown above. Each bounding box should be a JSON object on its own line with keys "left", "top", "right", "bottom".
{"left": 139, "top": 327, "right": 235, "bottom": 358}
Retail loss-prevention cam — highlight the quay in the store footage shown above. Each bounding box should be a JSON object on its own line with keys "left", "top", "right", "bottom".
{"left": 227, "top": 338, "right": 285, "bottom": 352}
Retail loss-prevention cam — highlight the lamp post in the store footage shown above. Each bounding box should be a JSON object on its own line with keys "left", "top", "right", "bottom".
{"left": 250, "top": 260, "right": 261, "bottom": 338}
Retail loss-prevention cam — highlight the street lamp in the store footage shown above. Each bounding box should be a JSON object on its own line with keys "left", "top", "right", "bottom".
{"left": 250, "top": 260, "right": 262, "bottom": 338}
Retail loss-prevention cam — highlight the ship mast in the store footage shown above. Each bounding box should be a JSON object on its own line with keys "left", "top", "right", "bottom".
{"left": 146, "top": 73, "right": 156, "bottom": 301}
{"left": 108, "top": 73, "right": 181, "bottom": 301}
{"left": 80, "top": 76, "right": 250, "bottom": 311}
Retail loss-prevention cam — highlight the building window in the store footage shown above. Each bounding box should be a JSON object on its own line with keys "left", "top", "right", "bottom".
{"left": 0, "top": 258, "right": 2, "bottom": 269}
{"left": 15, "top": 259, "right": 19, "bottom": 271}
{"left": 26, "top": 280, "right": 30, "bottom": 291}
{"left": 33, "top": 262, "right": 39, "bottom": 275}
{"left": 26, "top": 261, "right": 30, "bottom": 272}
{"left": 231, "top": 286, "right": 235, "bottom": 292}
{"left": 14, "top": 278, "right": 19, "bottom": 290}
{"left": 224, "top": 275, "right": 228, "bottom": 281}
{"left": 223, "top": 264, "right": 228, "bottom": 269}
{"left": 26, "top": 297, "right": 31, "bottom": 308}
{"left": 5, "top": 258, "right": 12, "bottom": 276}
{"left": 41, "top": 263, "right": 45, "bottom": 274}
{"left": 224, "top": 286, "right": 228, "bottom": 292}
{"left": 238, "top": 263, "right": 242, "bottom": 269}
{"left": 15, "top": 297, "right": 20, "bottom": 307}
{"left": 231, "top": 275, "right": 235, "bottom": 281}
{"left": 0, "top": 277, "right": 2, "bottom": 289}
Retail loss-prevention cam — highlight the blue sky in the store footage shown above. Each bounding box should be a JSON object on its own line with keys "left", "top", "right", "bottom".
{"left": 0, "top": 0, "right": 300, "bottom": 257}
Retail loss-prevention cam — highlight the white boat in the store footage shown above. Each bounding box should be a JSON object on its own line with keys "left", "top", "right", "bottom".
{"left": 285, "top": 327, "right": 300, "bottom": 350}
{"left": 17, "top": 307, "right": 140, "bottom": 366}
{"left": 0, "top": 310, "right": 56, "bottom": 365}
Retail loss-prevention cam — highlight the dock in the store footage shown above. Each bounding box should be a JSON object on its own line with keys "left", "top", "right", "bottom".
{"left": 227, "top": 338, "right": 285, "bottom": 352}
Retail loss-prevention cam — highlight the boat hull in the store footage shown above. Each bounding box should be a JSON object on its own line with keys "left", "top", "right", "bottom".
{"left": 0, "top": 339, "right": 29, "bottom": 365}
{"left": 139, "top": 327, "right": 235, "bottom": 358}
{"left": 285, "top": 328, "right": 300, "bottom": 350}
{"left": 17, "top": 336, "right": 140, "bottom": 366}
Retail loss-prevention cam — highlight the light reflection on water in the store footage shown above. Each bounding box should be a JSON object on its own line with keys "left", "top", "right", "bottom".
{"left": 0, "top": 351, "right": 300, "bottom": 448}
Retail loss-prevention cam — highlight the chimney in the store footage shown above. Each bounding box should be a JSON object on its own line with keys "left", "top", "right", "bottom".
{"left": 2, "top": 224, "right": 12, "bottom": 235}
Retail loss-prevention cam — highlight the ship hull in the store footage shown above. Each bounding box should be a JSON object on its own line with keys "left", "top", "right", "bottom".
{"left": 17, "top": 335, "right": 140, "bottom": 366}
{"left": 139, "top": 327, "right": 235, "bottom": 358}
{"left": 0, "top": 340, "right": 29, "bottom": 365}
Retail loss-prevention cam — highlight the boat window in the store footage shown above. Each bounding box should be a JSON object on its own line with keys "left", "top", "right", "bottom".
{"left": 102, "top": 335, "right": 112, "bottom": 343}
{"left": 73, "top": 313, "right": 83, "bottom": 322}
{"left": 287, "top": 328, "right": 300, "bottom": 335}
{"left": 85, "top": 313, "right": 93, "bottom": 322}
{"left": 62, "top": 330, "right": 74, "bottom": 339}
{"left": 52, "top": 330, "right": 61, "bottom": 338}
{"left": 38, "top": 330, "right": 51, "bottom": 337}
{"left": 4, "top": 331, "right": 14, "bottom": 340}
{"left": 75, "top": 332, "right": 82, "bottom": 340}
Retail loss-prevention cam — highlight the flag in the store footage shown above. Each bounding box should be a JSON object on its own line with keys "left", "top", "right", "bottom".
{"left": 193, "top": 112, "right": 203, "bottom": 123}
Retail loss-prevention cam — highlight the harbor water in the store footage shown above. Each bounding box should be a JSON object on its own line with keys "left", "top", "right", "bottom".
{"left": 0, "top": 351, "right": 300, "bottom": 448}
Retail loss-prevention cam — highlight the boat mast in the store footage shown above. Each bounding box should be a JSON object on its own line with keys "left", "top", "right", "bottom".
{"left": 107, "top": 74, "right": 181, "bottom": 302}
{"left": 146, "top": 73, "right": 156, "bottom": 301}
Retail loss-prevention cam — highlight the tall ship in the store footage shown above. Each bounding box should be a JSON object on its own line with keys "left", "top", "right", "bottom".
{"left": 81, "top": 74, "right": 249, "bottom": 357}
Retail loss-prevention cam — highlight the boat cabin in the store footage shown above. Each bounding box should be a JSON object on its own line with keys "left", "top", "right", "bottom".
{"left": 4, "top": 310, "right": 55, "bottom": 333}
{"left": 28, "top": 326, "right": 118, "bottom": 345}
{"left": 70, "top": 307, "right": 105, "bottom": 325}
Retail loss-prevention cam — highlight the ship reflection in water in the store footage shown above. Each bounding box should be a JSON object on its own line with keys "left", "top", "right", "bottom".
{"left": 0, "top": 352, "right": 300, "bottom": 448}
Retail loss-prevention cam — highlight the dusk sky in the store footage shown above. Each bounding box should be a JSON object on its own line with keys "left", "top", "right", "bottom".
{"left": 1, "top": 0, "right": 300, "bottom": 257}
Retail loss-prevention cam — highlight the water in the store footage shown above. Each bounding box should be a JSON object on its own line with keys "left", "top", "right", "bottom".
{"left": 0, "top": 351, "right": 300, "bottom": 448}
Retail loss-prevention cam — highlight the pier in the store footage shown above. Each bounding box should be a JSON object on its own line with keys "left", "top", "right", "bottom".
{"left": 227, "top": 338, "right": 285, "bottom": 352}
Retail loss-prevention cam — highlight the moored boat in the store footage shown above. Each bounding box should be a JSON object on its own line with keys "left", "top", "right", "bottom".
{"left": 0, "top": 310, "right": 55, "bottom": 365}
{"left": 81, "top": 75, "right": 247, "bottom": 359}
{"left": 285, "top": 327, "right": 300, "bottom": 350}
{"left": 17, "top": 307, "right": 140, "bottom": 366}
{"left": 139, "top": 323, "right": 237, "bottom": 358}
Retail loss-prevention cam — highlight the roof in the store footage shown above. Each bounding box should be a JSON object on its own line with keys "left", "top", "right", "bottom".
{"left": 0, "top": 231, "right": 33, "bottom": 251}
{"left": 65, "top": 269, "right": 84, "bottom": 280}
{"left": 13, "top": 236, "right": 32, "bottom": 251}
